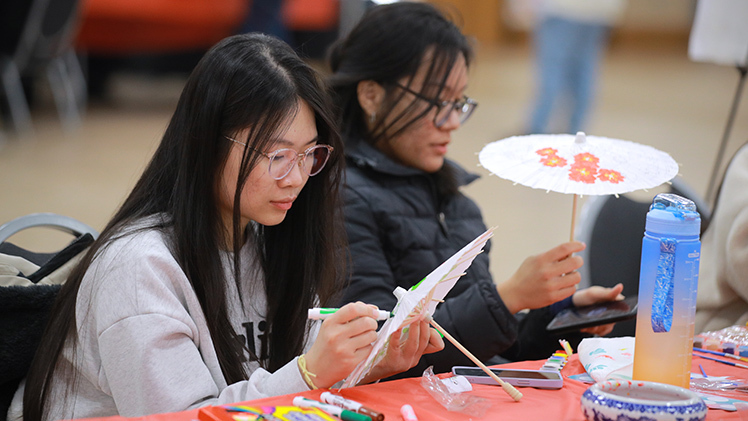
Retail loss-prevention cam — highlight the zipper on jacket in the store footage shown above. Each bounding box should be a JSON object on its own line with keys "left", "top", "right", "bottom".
{"left": 424, "top": 171, "right": 449, "bottom": 237}
{"left": 438, "top": 212, "right": 449, "bottom": 236}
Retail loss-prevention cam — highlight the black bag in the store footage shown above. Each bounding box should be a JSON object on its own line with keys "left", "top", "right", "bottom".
{"left": 0, "top": 214, "right": 96, "bottom": 421}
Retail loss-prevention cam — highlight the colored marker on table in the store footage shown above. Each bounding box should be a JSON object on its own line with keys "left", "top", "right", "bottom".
{"left": 293, "top": 396, "right": 372, "bottom": 421}
{"left": 559, "top": 339, "right": 574, "bottom": 356}
{"left": 320, "top": 392, "right": 384, "bottom": 421}
{"left": 694, "top": 347, "right": 748, "bottom": 363}
{"left": 693, "top": 353, "right": 748, "bottom": 369}
{"left": 308, "top": 307, "right": 393, "bottom": 321}
{"left": 400, "top": 404, "right": 418, "bottom": 421}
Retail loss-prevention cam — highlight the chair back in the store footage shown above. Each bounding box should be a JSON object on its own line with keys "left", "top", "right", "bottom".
{"left": 13, "top": 0, "right": 81, "bottom": 71}
{"left": 1, "top": 0, "right": 84, "bottom": 135}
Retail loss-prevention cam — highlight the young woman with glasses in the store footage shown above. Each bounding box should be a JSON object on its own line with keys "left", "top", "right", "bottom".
{"left": 11, "top": 33, "right": 442, "bottom": 421}
{"left": 328, "top": 2, "right": 624, "bottom": 378}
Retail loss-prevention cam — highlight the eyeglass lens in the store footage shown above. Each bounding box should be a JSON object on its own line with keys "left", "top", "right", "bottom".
{"left": 268, "top": 145, "right": 332, "bottom": 179}
{"left": 392, "top": 82, "right": 475, "bottom": 128}
{"left": 434, "top": 98, "right": 475, "bottom": 128}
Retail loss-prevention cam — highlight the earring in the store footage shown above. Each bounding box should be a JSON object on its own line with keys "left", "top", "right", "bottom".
{"left": 369, "top": 112, "right": 376, "bottom": 123}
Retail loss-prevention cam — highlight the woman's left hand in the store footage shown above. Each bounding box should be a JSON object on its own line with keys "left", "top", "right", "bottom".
{"left": 360, "top": 316, "right": 444, "bottom": 384}
{"left": 572, "top": 283, "right": 625, "bottom": 336}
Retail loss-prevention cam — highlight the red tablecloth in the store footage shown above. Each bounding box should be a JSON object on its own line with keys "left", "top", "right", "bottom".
{"left": 78, "top": 354, "right": 748, "bottom": 421}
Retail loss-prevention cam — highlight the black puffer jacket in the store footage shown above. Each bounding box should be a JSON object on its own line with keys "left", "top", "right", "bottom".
{"left": 340, "top": 139, "right": 583, "bottom": 376}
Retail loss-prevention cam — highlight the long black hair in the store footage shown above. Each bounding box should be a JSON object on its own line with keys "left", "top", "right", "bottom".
{"left": 327, "top": 2, "right": 473, "bottom": 146}
{"left": 23, "top": 33, "right": 345, "bottom": 421}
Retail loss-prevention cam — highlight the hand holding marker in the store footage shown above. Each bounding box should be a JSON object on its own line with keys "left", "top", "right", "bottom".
{"left": 308, "top": 307, "right": 393, "bottom": 321}
{"left": 293, "top": 397, "right": 372, "bottom": 421}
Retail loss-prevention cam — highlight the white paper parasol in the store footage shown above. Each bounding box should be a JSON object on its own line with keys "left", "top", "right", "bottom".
{"left": 478, "top": 132, "right": 679, "bottom": 239}
{"left": 340, "top": 229, "right": 523, "bottom": 401}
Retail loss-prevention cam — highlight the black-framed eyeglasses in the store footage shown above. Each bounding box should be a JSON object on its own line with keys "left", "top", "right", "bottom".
{"left": 224, "top": 136, "right": 334, "bottom": 180}
{"left": 392, "top": 82, "right": 478, "bottom": 128}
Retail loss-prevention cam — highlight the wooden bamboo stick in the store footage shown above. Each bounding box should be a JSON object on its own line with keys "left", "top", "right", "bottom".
{"left": 570, "top": 193, "right": 578, "bottom": 242}
{"left": 428, "top": 318, "right": 523, "bottom": 401}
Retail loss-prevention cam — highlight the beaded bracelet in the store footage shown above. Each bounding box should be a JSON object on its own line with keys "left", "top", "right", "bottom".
{"left": 297, "top": 354, "right": 318, "bottom": 390}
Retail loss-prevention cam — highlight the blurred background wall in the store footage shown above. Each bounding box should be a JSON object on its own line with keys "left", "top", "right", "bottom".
{"left": 438, "top": 0, "right": 695, "bottom": 46}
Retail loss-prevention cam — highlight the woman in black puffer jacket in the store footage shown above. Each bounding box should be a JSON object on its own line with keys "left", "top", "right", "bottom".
{"left": 327, "top": 2, "right": 625, "bottom": 378}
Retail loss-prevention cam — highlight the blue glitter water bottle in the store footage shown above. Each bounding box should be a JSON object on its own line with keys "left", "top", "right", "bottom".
{"left": 632, "top": 193, "right": 701, "bottom": 388}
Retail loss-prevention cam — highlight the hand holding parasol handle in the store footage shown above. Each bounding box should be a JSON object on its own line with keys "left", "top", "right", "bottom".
{"left": 427, "top": 317, "right": 523, "bottom": 402}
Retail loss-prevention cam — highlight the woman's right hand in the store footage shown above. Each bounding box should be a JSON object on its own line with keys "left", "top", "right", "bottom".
{"left": 302, "top": 302, "right": 380, "bottom": 388}
{"left": 497, "top": 241, "right": 586, "bottom": 314}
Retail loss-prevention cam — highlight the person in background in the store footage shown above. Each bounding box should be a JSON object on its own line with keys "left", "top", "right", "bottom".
{"left": 527, "top": 0, "right": 626, "bottom": 134}
{"left": 327, "top": 1, "right": 623, "bottom": 377}
{"left": 9, "top": 33, "right": 442, "bottom": 421}
{"left": 696, "top": 141, "right": 748, "bottom": 333}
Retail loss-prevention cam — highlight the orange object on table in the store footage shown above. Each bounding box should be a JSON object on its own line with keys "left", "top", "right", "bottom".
{"left": 75, "top": 355, "right": 748, "bottom": 421}
{"left": 196, "top": 406, "right": 236, "bottom": 421}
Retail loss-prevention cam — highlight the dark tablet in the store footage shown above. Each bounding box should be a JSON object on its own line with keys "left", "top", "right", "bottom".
{"left": 546, "top": 296, "right": 638, "bottom": 333}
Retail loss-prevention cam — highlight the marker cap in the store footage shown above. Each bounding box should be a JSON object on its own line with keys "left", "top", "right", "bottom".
{"left": 400, "top": 404, "right": 418, "bottom": 421}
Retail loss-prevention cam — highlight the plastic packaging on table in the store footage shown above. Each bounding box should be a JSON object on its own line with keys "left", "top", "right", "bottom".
{"left": 690, "top": 376, "right": 748, "bottom": 393}
{"left": 696, "top": 325, "right": 748, "bottom": 352}
{"left": 420, "top": 366, "right": 491, "bottom": 417}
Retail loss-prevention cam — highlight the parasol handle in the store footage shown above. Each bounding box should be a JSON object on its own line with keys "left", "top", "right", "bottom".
{"left": 427, "top": 317, "right": 523, "bottom": 402}
{"left": 570, "top": 193, "right": 578, "bottom": 242}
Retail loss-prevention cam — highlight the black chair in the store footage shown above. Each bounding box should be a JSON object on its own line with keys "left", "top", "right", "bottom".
{"left": 0, "top": 0, "right": 85, "bottom": 135}
{"left": 574, "top": 178, "right": 711, "bottom": 337}
{"left": 0, "top": 213, "right": 97, "bottom": 421}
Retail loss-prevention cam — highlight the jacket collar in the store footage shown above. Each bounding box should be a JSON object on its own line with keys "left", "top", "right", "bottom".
{"left": 345, "top": 137, "right": 480, "bottom": 187}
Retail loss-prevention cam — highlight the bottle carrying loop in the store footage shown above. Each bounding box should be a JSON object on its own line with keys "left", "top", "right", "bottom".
{"left": 651, "top": 237, "right": 676, "bottom": 333}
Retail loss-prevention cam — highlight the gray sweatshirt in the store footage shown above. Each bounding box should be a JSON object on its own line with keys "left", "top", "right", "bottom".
{"left": 9, "top": 225, "right": 317, "bottom": 420}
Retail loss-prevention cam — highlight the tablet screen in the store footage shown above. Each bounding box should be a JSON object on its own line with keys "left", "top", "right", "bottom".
{"left": 546, "top": 296, "right": 638, "bottom": 333}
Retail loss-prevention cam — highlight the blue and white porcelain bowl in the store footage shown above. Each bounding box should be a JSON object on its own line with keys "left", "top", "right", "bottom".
{"left": 580, "top": 380, "right": 707, "bottom": 421}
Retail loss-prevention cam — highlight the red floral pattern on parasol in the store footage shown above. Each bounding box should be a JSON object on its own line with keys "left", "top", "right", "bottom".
{"left": 569, "top": 164, "right": 599, "bottom": 184}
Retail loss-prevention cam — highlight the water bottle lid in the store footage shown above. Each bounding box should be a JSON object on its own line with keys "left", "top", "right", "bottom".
{"left": 646, "top": 193, "right": 701, "bottom": 236}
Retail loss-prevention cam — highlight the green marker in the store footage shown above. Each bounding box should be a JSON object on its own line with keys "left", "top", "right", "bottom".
{"left": 308, "top": 307, "right": 393, "bottom": 321}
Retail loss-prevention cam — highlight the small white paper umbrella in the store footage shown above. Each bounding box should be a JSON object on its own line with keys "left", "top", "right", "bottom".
{"left": 478, "top": 132, "right": 679, "bottom": 240}
{"left": 341, "top": 229, "right": 523, "bottom": 401}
